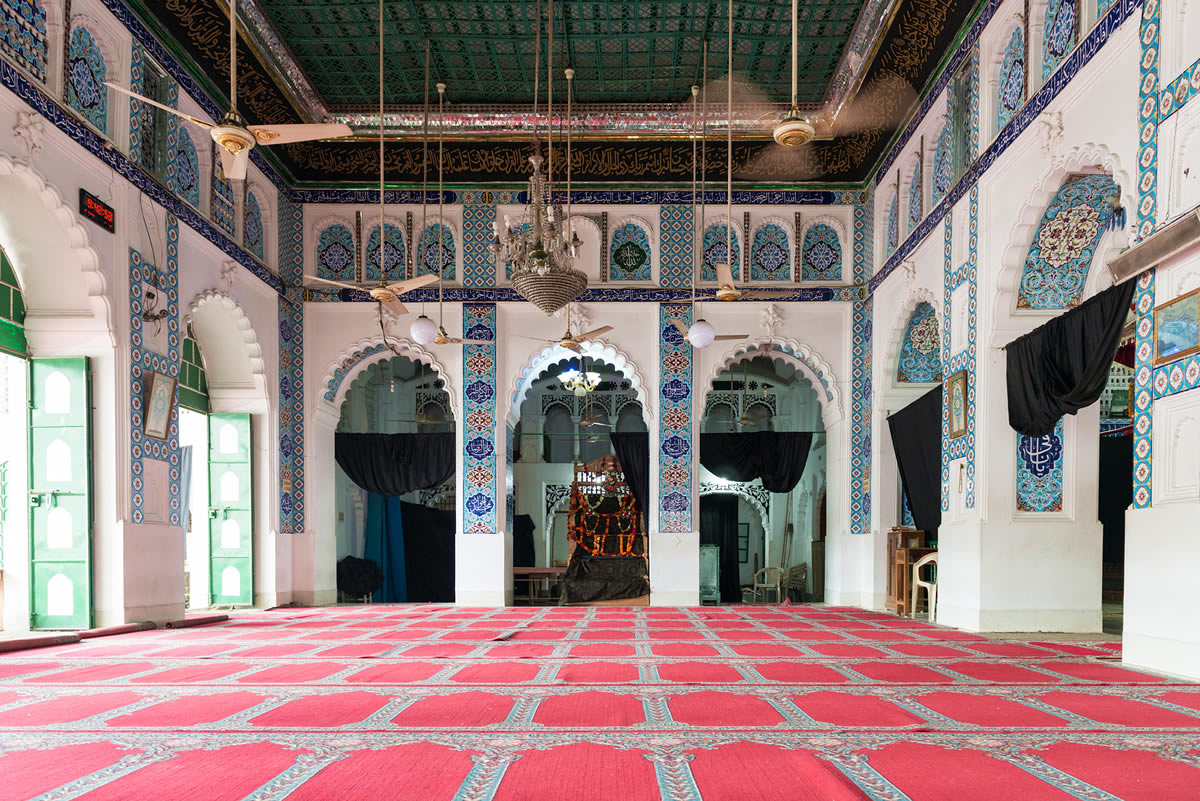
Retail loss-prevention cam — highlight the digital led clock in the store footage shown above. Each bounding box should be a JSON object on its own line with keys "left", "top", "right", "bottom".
{"left": 79, "top": 189, "right": 115, "bottom": 233}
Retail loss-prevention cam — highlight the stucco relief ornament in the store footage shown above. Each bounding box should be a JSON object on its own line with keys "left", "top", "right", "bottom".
{"left": 220, "top": 260, "right": 238, "bottom": 292}
{"left": 1038, "top": 112, "right": 1063, "bottom": 155}
{"left": 759, "top": 304, "right": 782, "bottom": 337}
{"left": 554, "top": 302, "right": 590, "bottom": 333}
{"left": 13, "top": 111, "right": 46, "bottom": 156}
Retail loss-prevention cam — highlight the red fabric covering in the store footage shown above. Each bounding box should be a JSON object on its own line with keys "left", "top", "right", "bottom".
{"left": 555, "top": 661, "right": 640, "bottom": 683}
{"left": 397, "top": 643, "right": 475, "bottom": 658}
{"left": 314, "top": 643, "right": 396, "bottom": 658}
{"left": 688, "top": 742, "right": 869, "bottom": 801}
{"left": 495, "top": 743, "right": 659, "bottom": 801}
{"left": 1032, "top": 743, "right": 1200, "bottom": 801}
{"left": 754, "top": 662, "right": 850, "bottom": 683}
{"left": 807, "top": 643, "right": 886, "bottom": 658}
{"left": 34, "top": 663, "right": 156, "bottom": 683}
{"left": 862, "top": 742, "right": 1078, "bottom": 801}
{"left": 0, "top": 743, "right": 133, "bottom": 801}
{"left": 650, "top": 643, "right": 720, "bottom": 657}
{"left": 849, "top": 662, "right": 954, "bottom": 683}
{"left": 916, "top": 691, "right": 1068, "bottom": 727}
{"left": 450, "top": 662, "right": 540, "bottom": 683}
{"left": 887, "top": 643, "right": 970, "bottom": 657}
{"left": 791, "top": 691, "right": 925, "bottom": 727}
{"left": 1037, "top": 691, "right": 1200, "bottom": 727}
{"left": 484, "top": 643, "right": 556, "bottom": 658}
{"left": 249, "top": 690, "right": 390, "bottom": 726}
{"left": 0, "top": 691, "right": 143, "bottom": 725}
{"left": 668, "top": 691, "right": 786, "bottom": 726}
{"left": 1039, "top": 661, "right": 1165, "bottom": 682}
{"left": 106, "top": 691, "right": 267, "bottom": 727}
{"left": 392, "top": 691, "right": 514, "bottom": 727}
{"left": 967, "top": 643, "right": 1057, "bottom": 657}
{"left": 236, "top": 662, "right": 347, "bottom": 683}
{"left": 129, "top": 662, "right": 253, "bottom": 683}
{"left": 342, "top": 662, "right": 442, "bottom": 683}
{"left": 944, "top": 661, "right": 1061, "bottom": 683}
{"left": 1155, "top": 691, "right": 1200, "bottom": 711}
{"left": 533, "top": 691, "right": 646, "bottom": 727}
{"left": 568, "top": 643, "right": 636, "bottom": 658}
{"left": 656, "top": 662, "right": 744, "bottom": 683}
{"left": 727, "top": 643, "right": 803, "bottom": 657}
{"left": 285, "top": 744, "right": 479, "bottom": 800}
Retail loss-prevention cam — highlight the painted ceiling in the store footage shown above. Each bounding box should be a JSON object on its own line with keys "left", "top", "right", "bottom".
{"left": 127, "top": 0, "right": 982, "bottom": 187}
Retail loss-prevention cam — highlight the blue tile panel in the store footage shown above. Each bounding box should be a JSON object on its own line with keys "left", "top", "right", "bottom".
{"left": 316, "top": 224, "right": 356, "bottom": 282}
{"left": 462, "top": 202, "right": 495, "bottom": 287}
{"left": 1042, "top": 0, "right": 1078, "bottom": 82}
{"left": 244, "top": 191, "right": 265, "bottom": 262}
{"left": 66, "top": 25, "right": 107, "bottom": 133}
{"left": 658, "top": 303, "right": 693, "bottom": 533}
{"left": 1, "top": 0, "right": 47, "bottom": 81}
{"left": 658, "top": 205, "right": 694, "bottom": 289}
{"left": 997, "top": 26, "right": 1026, "bottom": 133}
{"left": 609, "top": 222, "right": 653, "bottom": 282}
{"left": 167, "top": 127, "right": 200, "bottom": 209}
{"left": 365, "top": 223, "right": 406, "bottom": 283}
{"left": 128, "top": 216, "right": 182, "bottom": 527}
{"left": 848, "top": 187, "right": 873, "bottom": 536}
{"left": 1016, "top": 174, "right": 1119, "bottom": 310}
{"left": 802, "top": 224, "right": 843, "bottom": 282}
{"left": 749, "top": 223, "right": 792, "bottom": 282}
{"left": 897, "top": 302, "right": 943, "bottom": 383}
{"left": 462, "top": 304, "right": 498, "bottom": 535}
{"left": 417, "top": 223, "right": 456, "bottom": 281}
{"left": 1017, "top": 419, "right": 1065, "bottom": 512}
{"left": 1132, "top": 268, "right": 1155, "bottom": 508}
{"left": 908, "top": 158, "right": 923, "bottom": 233}
{"left": 278, "top": 196, "right": 305, "bottom": 534}
{"left": 701, "top": 224, "right": 740, "bottom": 282}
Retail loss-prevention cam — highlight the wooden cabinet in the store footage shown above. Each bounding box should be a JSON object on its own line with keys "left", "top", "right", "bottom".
{"left": 886, "top": 528, "right": 932, "bottom": 616}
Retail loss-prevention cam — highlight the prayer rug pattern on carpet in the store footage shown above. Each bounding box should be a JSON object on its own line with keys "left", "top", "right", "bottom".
{"left": 0, "top": 604, "right": 1197, "bottom": 800}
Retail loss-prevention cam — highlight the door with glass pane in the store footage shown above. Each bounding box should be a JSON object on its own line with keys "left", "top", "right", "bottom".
{"left": 208, "top": 413, "right": 252, "bottom": 605}
{"left": 28, "top": 358, "right": 92, "bottom": 629}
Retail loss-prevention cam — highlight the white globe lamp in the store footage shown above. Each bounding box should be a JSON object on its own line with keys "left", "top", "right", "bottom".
{"left": 411, "top": 314, "right": 438, "bottom": 345}
{"left": 687, "top": 318, "right": 716, "bottom": 348}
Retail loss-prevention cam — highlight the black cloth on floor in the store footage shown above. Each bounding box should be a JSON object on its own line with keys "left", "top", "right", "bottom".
{"left": 1006, "top": 280, "right": 1136, "bottom": 436}
{"left": 399, "top": 501, "right": 455, "bottom": 602}
{"left": 336, "top": 555, "right": 384, "bottom": 598}
{"left": 609, "top": 432, "right": 650, "bottom": 523}
{"left": 560, "top": 557, "right": 648, "bottom": 604}
{"left": 335, "top": 433, "right": 455, "bottom": 496}
{"left": 512, "top": 514, "right": 537, "bottom": 601}
{"left": 887, "top": 386, "right": 943, "bottom": 538}
{"left": 700, "top": 494, "right": 741, "bottom": 603}
{"left": 700, "top": 432, "right": 813, "bottom": 493}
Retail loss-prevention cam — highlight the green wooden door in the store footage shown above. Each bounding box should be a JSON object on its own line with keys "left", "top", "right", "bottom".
{"left": 208, "top": 413, "right": 252, "bottom": 606}
{"left": 28, "top": 358, "right": 92, "bottom": 629}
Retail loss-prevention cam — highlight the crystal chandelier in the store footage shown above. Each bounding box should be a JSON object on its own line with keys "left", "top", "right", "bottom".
{"left": 558, "top": 366, "right": 600, "bottom": 396}
{"left": 489, "top": 0, "right": 586, "bottom": 316}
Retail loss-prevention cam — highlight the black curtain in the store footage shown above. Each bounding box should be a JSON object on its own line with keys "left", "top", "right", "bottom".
{"left": 513, "top": 514, "right": 537, "bottom": 601}
{"left": 1007, "top": 280, "right": 1136, "bottom": 436}
{"left": 335, "top": 433, "right": 455, "bottom": 495}
{"left": 700, "top": 432, "right": 814, "bottom": 493}
{"left": 399, "top": 501, "right": 455, "bottom": 602}
{"left": 887, "top": 386, "right": 943, "bottom": 538}
{"left": 609, "top": 432, "right": 650, "bottom": 522}
{"left": 700, "top": 494, "right": 741, "bottom": 603}
{"left": 1098, "top": 433, "right": 1133, "bottom": 565}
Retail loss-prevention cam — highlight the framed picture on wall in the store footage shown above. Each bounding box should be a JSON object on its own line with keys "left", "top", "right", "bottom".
{"left": 143, "top": 370, "right": 177, "bottom": 440}
{"left": 947, "top": 369, "right": 968, "bottom": 439}
{"left": 737, "top": 523, "right": 749, "bottom": 564}
{"left": 1154, "top": 287, "right": 1200, "bottom": 365}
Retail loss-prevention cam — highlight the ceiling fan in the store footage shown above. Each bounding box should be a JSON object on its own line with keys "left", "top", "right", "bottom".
{"left": 107, "top": 0, "right": 352, "bottom": 180}
{"left": 520, "top": 304, "right": 612, "bottom": 353}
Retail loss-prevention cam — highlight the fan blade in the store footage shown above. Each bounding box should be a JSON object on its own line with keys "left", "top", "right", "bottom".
{"left": 699, "top": 71, "right": 781, "bottom": 133}
{"left": 829, "top": 77, "right": 917, "bottom": 137}
{"left": 671, "top": 320, "right": 690, "bottom": 337}
{"left": 304, "top": 275, "right": 361, "bottom": 290}
{"left": 105, "top": 82, "right": 215, "bottom": 128}
{"left": 217, "top": 146, "right": 250, "bottom": 181}
{"left": 248, "top": 123, "right": 353, "bottom": 146}
{"left": 384, "top": 273, "right": 440, "bottom": 295}
{"left": 381, "top": 297, "right": 408, "bottom": 316}
{"left": 715, "top": 262, "right": 736, "bottom": 287}
{"left": 739, "top": 288, "right": 801, "bottom": 299}
{"left": 713, "top": 334, "right": 748, "bottom": 341}
{"left": 446, "top": 338, "right": 491, "bottom": 346}
{"left": 573, "top": 325, "right": 613, "bottom": 341}
{"left": 562, "top": 341, "right": 583, "bottom": 353}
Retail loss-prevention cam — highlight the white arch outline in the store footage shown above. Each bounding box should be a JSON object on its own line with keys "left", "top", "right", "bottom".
{"left": 320, "top": 336, "right": 458, "bottom": 420}
{"left": 504, "top": 339, "right": 652, "bottom": 429}
{"left": 184, "top": 290, "right": 268, "bottom": 407}
{"left": 703, "top": 338, "right": 843, "bottom": 428}
{"left": 698, "top": 482, "right": 770, "bottom": 532}
{"left": 885, "top": 286, "right": 944, "bottom": 389}
{"left": 608, "top": 215, "right": 657, "bottom": 281}
{"left": 992, "top": 143, "right": 1134, "bottom": 332}
{"left": 799, "top": 215, "right": 848, "bottom": 280}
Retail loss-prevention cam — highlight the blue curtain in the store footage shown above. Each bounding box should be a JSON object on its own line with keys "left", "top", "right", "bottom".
{"left": 364, "top": 493, "right": 408, "bottom": 602}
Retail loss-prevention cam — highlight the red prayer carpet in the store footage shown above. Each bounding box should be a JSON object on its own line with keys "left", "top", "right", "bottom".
{"left": 0, "top": 604, "right": 1198, "bottom": 800}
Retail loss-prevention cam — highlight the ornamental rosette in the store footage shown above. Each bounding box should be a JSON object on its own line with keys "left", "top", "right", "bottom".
{"left": 1037, "top": 203, "right": 1100, "bottom": 269}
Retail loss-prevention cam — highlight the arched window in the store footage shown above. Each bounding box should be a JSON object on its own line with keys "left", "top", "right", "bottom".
{"left": 244, "top": 191, "right": 264, "bottom": 261}
{"left": 609, "top": 222, "right": 652, "bottom": 281}
{"left": 750, "top": 223, "right": 791, "bottom": 281}
{"left": 886, "top": 199, "right": 899, "bottom": 256}
{"left": 317, "top": 224, "right": 356, "bottom": 282}
{"left": 418, "top": 223, "right": 455, "bottom": 280}
{"left": 170, "top": 128, "right": 200, "bottom": 208}
{"left": 908, "top": 158, "right": 923, "bottom": 233}
{"left": 615, "top": 402, "right": 646, "bottom": 432}
{"left": 1017, "top": 173, "right": 1119, "bottom": 309}
{"left": 67, "top": 25, "right": 107, "bottom": 133}
{"left": 742, "top": 402, "right": 774, "bottom": 432}
{"left": 801, "top": 224, "right": 842, "bottom": 281}
{"left": 997, "top": 27, "right": 1026, "bottom": 133}
{"left": 579, "top": 408, "right": 610, "bottom": 463}
{"left": 543, "top": 404, "right": 574, "bottom": 464}
{"left": 704, "top": 402, "right": 735, "bottom": 433}
{"left": 366, "top": 222, "right": 405, "bottom": 282}
{"left": 897, "top": 302, "right": 943, "bottom": 383}
{"left": 1041, "top": 0, "right": 1077, "bottom": 82}
{"left": 418, "top": 402, "right": 447, "bottom": 433}
{"left": 211, "top": 144, "right": 236, "bottom": 235}
{"left": 931, "top": 126, "right": 953, "bottom": 206}
{"left": 702, "top": 223, "right": 740, "bottom": 281}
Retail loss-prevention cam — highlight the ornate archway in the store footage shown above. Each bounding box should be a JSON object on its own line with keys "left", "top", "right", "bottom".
{"left": 703, "top": 337, "right": 843, "bottom": 428}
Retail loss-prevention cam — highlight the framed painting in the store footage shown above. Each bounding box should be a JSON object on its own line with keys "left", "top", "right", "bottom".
{"left": 1154, "top": 288, "right": 1200, "bottom": 365}
{"left": 143, "top": 370, "right": 177, "bottom": 440}
{"left": 947, "top": 369, "right": 968, "bottom": 439}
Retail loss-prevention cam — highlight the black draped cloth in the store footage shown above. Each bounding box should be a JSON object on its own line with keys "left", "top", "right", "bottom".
{"left": 887, "top": 387, "right": 943, "bottom": 538}
{"left": 1007, "top": 280, "right": 1136, "bottom": 436}
{"left": 1098, "top": 433, "right": 1133, "bottom": 565}
{"left": 399, "top": 501, "right": 455, "bottom": 602}
{"left": 609, "top": 433, "right": 650, "bottom": 522}
{"left": 335, "top": 433, "right": 455, "bottom": 495}
{"left": 700, "top": 432, "right": 813, "bottom": 493}
{"left": 700, "top": 494, "right": 741, "bottom": 603}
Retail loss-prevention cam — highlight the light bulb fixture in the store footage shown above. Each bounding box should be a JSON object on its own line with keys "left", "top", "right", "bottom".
{"left": 687, "top": 319, "right": 716, "bottom": 348}
{"left": 558, "top": 367, "right": 601, "bottom": 396}
{"left": 411, "top": 314, "right": 438, "bottom": 345}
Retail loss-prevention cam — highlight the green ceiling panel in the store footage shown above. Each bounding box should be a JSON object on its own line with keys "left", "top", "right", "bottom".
{"left": 257, "top": 0, "right": 866, "bottom": 108}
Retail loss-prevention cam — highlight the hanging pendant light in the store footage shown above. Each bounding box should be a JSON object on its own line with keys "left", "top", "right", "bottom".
{"left": 489, "top": 0, "right": 586, "bottom": 315}
{"left": 410, "top": 40, "right": 438, "bottom": 346}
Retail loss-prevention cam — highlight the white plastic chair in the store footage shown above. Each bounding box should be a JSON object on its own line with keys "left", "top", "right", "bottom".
{"left": 753, "top": 567, "right": 783, "bottom": 603}
{"left": 910, "top": 552, "right": 938, "bottom": 623}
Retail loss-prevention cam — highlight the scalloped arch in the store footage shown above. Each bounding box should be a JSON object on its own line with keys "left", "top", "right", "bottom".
{"left": 704, "top": 337, "right": 842, "bottom": 427}
{"left": 801, "top": 215, "right": 848, "bottom": 249}
{"left": 611, "top": 215, "right": 657, "bottom": 251}
{"left": 505, "top": 339, "right": 652, "bottom": 428}
{"left": 184, "top": 290, "right": 267, "bottom": 402}
{"left": 0, "top": 152, "right": 111, "bottom": 339}
{"left": 698, "top": 482, "right": 770, "bottom": 532}
{"left": 993, "top": 143, "right": 1133, "bottom": 329}
{"left": 320, "top": 336, "right": 458, "bottom": 419}
{"left": 885, "top": 286, "right": 944, "bottom": 389}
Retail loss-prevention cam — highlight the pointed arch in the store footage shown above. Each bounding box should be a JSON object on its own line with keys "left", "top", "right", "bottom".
{"left": 505, "top": 340, "right": 652, "bottom": 429}
{"left": 750, "top": 216, "right": 793, "bottom": 282}
{"left": 364, "top": 217, "right": 406, "bottom": 283}
{"left": 703, "top": 338, "right": 843, "bottom": 428}
{"left": 185, "top": 291, "right": 268, "bottom": 413}
{"left": 801, "top": 217, "right": 845, "bottom": 281}
{"left": 609, "top": 216, "right": 654, "bottom": 282}
{"left": 885, "top": 286, "right": 945, "bottom": 390}
{"left": 700, "top": 216, "right": 744, "bottom": 281}
{"left": 319, "top": 336, "right": 457, "bottom": 421}
{"left": 416, "top": 217, "right": 457, "bottom": 281}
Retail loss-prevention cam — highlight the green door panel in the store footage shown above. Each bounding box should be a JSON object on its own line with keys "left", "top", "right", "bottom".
{"left": 208, "top": 413, "right": 252, "bottom": 606}
{"left": 28, "top": 357, "right": 92, "bottom": 630}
